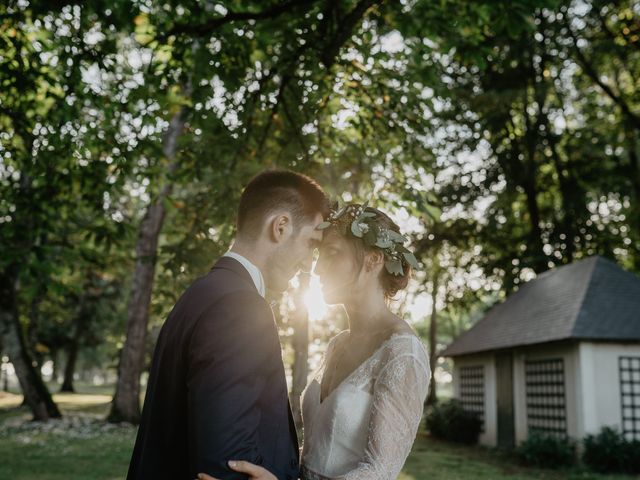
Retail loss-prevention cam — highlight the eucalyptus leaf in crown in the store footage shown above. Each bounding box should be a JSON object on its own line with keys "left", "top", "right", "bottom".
{"left": 316, "top": 202, "right": 420, "bottom": 276}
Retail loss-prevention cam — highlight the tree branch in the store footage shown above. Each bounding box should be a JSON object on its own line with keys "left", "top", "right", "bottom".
{"left": 166, "top": 0, "right": 317, "bottom": 38}
{"left": 320, "top": 0, "right": 384, "bottom": 69}
{"left": 564, "top": 17, "right": 640, "bottom": 131}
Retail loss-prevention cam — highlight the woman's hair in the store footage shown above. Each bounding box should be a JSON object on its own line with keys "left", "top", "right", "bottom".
{"left": 329, "top": 204, "right": 412, "bottom": 299}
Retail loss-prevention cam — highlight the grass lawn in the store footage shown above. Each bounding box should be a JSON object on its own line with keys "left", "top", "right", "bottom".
{"left": 0, "top": 388, "right": 635, "bottom": 480}
{"left": 400, "top": 432, "right": 634, "bottom": 480}
{"left": 0, "top": 389, "right": 135, "bottom": 480}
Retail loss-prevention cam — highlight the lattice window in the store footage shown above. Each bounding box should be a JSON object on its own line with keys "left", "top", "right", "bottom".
{"left": 525, "top": 358, "right": 567, "bottom": 437}
{"left": 459, "top": 365, "right": 485, "bottom": 432}
{"left": 620, "top": 356, "right": 640, "bottom": 441}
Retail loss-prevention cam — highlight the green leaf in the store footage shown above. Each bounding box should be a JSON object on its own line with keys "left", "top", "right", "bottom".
{"left": 316, "top": 221, "right": 332, "bottom": 230}
{"left": 363, "top": 228, "right": 377, "bottom": 246}
{"left": 333, "top": 206, "right": 346, "bottom": 219}
{"left": 375, "top": 236, "right": 393, "bottom": 248}
{"left": 351, "top": 220, "right": 364, "bottom": 237}
{"left": 403, "top": 252, "right": 420, "bottom": 269}
{"left": 387, "top": 230, "right": 407, "bottom": 243}
{"left": 385, "top": 259, "right": 404, "bottom": 276}
{"left": 424, "top": 203, "right": 442, "bottom": 222}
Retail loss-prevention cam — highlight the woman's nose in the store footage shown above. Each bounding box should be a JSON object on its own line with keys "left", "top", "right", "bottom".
{"left": 314, "top": 257, "right": 326, "bottom": 277}
{"left": 298, "top": 258, "right": 313, "bottom": 274}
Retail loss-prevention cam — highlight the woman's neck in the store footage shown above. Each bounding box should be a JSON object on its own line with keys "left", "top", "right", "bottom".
{"left": 343, "top": 292, "right": 394, "bottom": 337}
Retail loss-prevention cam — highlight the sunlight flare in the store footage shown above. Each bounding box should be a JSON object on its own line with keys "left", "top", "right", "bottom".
{"left": 304, "top": 273, "right": 328, "bottom": 321}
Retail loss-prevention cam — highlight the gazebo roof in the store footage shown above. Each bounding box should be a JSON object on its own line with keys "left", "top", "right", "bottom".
{"left": 442, "top": 255, "right": 640, "bottom": 357}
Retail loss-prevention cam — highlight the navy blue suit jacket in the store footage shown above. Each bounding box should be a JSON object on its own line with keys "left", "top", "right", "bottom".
{"left": 127, "top": 257, "right": 300, "bottom": 480}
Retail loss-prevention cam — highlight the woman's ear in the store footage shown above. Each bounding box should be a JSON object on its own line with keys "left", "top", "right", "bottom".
{"left": 269, "top": 213, "right": 292, "bottom": 242}
{"left": 365, "top": 249, "right": 385, "bottom": 272}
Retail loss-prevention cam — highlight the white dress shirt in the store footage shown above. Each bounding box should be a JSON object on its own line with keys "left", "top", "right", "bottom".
{"left": 222, "top": 251, "right": 266, "bottom": 298}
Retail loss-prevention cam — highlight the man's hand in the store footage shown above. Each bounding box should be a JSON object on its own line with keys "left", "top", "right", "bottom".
{"left": 198, "top": 460, "right": 278, "bottom": 480}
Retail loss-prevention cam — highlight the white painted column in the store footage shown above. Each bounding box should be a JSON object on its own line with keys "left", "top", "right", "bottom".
{"left": 576, "top": 342, "right": 599, "bottom": 438}
{"left": 483, "top": 358, "right": 497, "bottom": 447}
{"left": 512, "top": 351, "right": 528, "bottom": 445}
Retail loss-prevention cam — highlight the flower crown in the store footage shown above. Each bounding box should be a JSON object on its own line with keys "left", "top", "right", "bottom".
{"left": 316, "top": 202, "right": 420, "bottom": 276}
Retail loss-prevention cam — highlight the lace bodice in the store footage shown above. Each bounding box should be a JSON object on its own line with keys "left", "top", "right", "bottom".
{"left": 300, "top": 332, "right": 430, "bottom": 480}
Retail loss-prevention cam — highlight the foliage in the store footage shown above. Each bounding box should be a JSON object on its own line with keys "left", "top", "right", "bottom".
{"left": 516, "top": 430, "right": 575, "bottom": 468}
{"left": 425, "top": 399, "right": 483, "bottom": 444}
{"left": 583, "top": 427, "right": 640, "bottom": 475}
{"left": 2, "top": 0, "right": 640, "bottom": 417}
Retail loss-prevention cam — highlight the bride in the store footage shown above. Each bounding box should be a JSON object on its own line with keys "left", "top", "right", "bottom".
{"left": 201, "top": 204, "right": 430, "bottom": 480}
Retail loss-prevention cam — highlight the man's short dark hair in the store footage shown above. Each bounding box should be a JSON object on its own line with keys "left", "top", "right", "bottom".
{"left": 236, "top": 170, "right": 330, "bottom": 239}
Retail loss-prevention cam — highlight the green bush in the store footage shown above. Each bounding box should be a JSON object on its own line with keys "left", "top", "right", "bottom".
{"left": 425, "top": 399, "right": 483, "bottom": 444}
{"left": 583, "top": 426, "right": 640, "bottom": 474}
{"left": 515, "top": 430, "right": 575, "bottom": 468}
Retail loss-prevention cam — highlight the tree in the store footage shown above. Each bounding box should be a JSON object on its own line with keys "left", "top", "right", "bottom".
{"left": 108, "top": 0, "right": 405, "bottom": 424}
{"left": 0, "top": 1, "right": 136, "bottom": 419}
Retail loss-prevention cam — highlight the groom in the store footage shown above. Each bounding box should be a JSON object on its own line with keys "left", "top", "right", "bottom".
{"left": 127, "top": 170, "right": 329, "bottom": 480}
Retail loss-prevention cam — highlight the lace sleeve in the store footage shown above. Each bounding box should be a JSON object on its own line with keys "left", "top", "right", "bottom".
{"left": 343, "top": 350, "right": 430, "bottom": 480}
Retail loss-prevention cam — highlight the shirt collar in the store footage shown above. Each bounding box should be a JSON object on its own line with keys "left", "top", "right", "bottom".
{"left": 222, "top": 251, "right": 266, "bottom": 298}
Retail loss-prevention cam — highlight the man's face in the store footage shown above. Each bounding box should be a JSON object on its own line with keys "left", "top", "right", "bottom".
{"left": 266, "top": 212, "right": 324, "bottom": 293}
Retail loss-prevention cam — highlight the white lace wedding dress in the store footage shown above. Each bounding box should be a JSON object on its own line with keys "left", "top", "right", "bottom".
{"left": 300, "top": 332, "right": 430, "bottom": 480}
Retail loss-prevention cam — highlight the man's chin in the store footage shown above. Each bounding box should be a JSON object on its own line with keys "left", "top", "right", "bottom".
{"left": 270, "top": 277, "right": 290, "bottom": 294}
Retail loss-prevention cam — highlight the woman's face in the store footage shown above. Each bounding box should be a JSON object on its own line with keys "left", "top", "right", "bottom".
{"left": 314, "top": 230, "right": 360, "bottom": 305}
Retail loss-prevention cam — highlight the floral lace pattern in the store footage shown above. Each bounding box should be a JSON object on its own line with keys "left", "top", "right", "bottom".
{"left": 301, "top": 332, "right": 430, "bottom": 480}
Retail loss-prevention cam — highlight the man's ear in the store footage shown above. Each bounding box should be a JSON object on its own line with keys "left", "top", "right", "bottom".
{"left": 269, "top": 213, "right": 292, "bottom": 242}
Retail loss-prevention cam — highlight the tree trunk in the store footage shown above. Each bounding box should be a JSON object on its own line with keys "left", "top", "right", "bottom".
{"left": 426, "top": 267, "right": 439, "bottom": 406}
{"left": 548, "top": 142, "right": 577, "bottom": 263}
{"left": 0, "top": 336, "right": 8, "bottom": 392}
{"left": 520, "top": 49, "right": 548, "bottom": 274}
{"left": 0, "top": 285, "right": 61, "bottom": 420}
{"left": 61, "top": 293, "right": 90, "bottom": 394}
{"left": 108, "top": 107, "right": 187, "bottom": 424}
{"left": 291, "top": 273, "right": 310, "bottom": 438}
{"left": 27, "top": 301, "right": 43, "bottom": 368}
{"left": 50, "top": 347, "right": 59, "bottom": 384}
{"left": 522, "top": 147, "right": 547, "bottom": 272}
{"left": 2, "top": 357, "right": 8, "bottom": 392}
{"left": 60, "top": 338, "right": 79, "bottom": 393}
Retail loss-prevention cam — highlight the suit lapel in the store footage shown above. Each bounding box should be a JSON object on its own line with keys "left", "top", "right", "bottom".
{"left": 287, "top": 400, "right": 300, "bottom": 457}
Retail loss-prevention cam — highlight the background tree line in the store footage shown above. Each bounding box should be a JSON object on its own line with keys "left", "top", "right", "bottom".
{"left": 1, "top": 0, "right": 638, "bottom": 424}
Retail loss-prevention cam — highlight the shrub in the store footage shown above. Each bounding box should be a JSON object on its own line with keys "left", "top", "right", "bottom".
{"left": 516, "top": 430, "right": 575, "bottom": 468}
{"left": 425, "top": 399, "right": 483, "bottom": 444}
{"left": 583, "top": 427, "right": 640, "bottom": 474}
